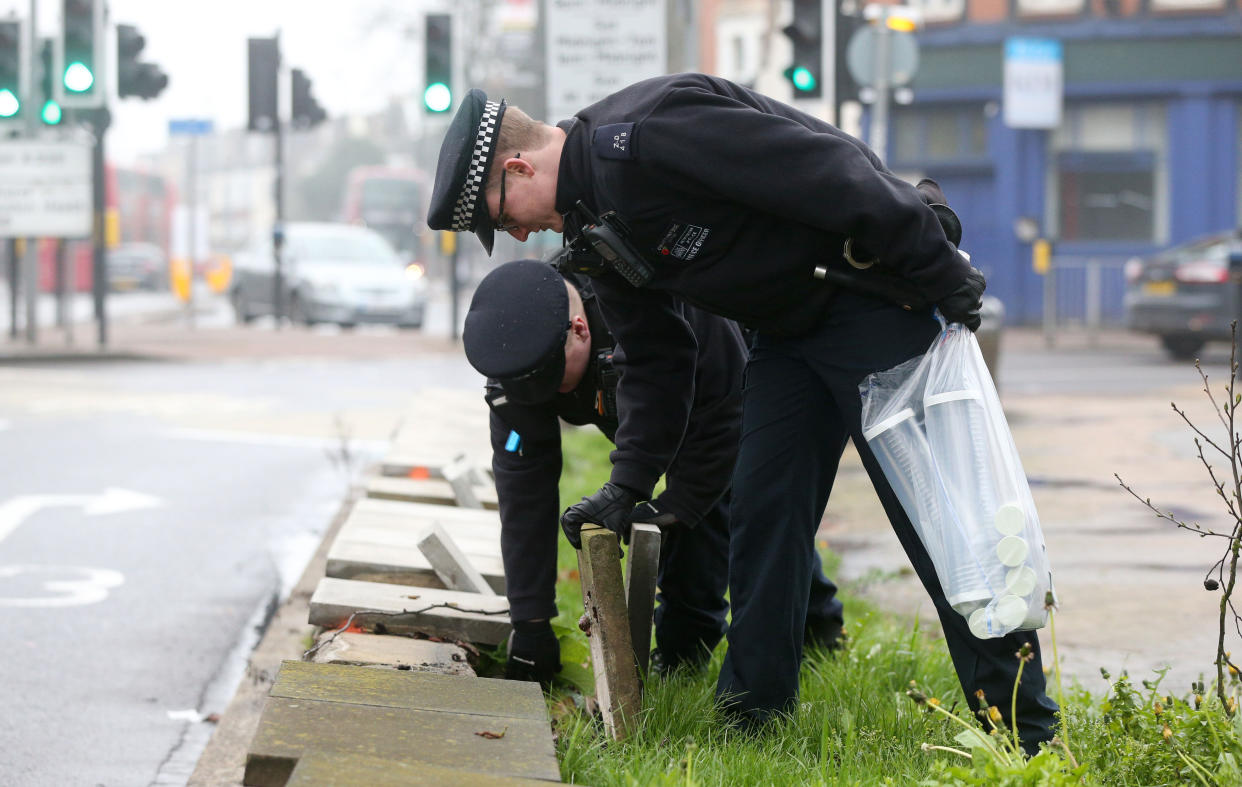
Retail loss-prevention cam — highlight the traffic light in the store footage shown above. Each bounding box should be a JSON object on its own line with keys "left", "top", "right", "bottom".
{"left": 783, "top": 0, "right": 822, "bottom": 98}
{"left": 117, "top": 24, "right": 168, "bottom": 101}
{"left": 423, "top": 13, "right": 452, "bottom": 113}
{"left": 39, "top": 39, "right": 61, "bottom": 125}
{"left": 291, "top": 68, "right": 326, "bottom": 129}
{"left": 248, "top": 37, "right": 279, "bottom": 133}
{"left": 60, "top": 0, "right": 103, "bottom": 107}
{"left": 835, "top": 1, "right": 864, "bottom": 113}
{"left": 0, "top": 20, "right": 22, "bottom": 121}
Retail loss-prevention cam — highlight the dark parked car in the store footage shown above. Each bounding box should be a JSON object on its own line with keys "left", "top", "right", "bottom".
{"left": 1124, "top": 231, "right": 1242, "bottom": 359}
{"left": 230, "top": 223, "right": 428, "bottom": 330}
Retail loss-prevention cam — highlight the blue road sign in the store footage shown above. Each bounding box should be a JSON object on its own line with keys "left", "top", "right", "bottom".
{"left": 168, "top": 118, "right": 214, "bottom": 136}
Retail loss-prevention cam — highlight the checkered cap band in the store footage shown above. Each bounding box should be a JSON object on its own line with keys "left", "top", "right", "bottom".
{"left": 451, "top": 100, "right": 502, "bottom": 232}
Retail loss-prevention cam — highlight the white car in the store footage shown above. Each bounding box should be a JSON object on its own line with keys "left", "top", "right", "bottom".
{"left": 230, "top": 222, "right": 427, "bottom": 329}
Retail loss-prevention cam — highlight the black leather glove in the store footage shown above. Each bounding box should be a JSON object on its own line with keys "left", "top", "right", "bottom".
{"left": 936, "top": 266, "right": 987, "bottom": 332}
{"left": 560, "top": 481, "right": 641, "bottom": 548}
{"left": 504, "top": 619, "right": 561, "bottom": 686}
{"left": 629, "top": 499, "right": 679, "bottom": 528}
{"left": 916, "top": 177, "right": 963, "bottom": 247}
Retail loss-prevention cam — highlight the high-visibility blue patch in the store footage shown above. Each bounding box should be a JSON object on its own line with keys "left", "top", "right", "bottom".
{"left": 505, "top": 430, "right": 522, "bottom": 452}
{"left": 593, "top": 123, "right": 636, "bottom": 160}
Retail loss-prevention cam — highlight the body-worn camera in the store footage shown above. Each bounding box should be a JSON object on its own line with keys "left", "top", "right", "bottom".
{"left": 560, "top": 202, "right": 655, "bottom": 287}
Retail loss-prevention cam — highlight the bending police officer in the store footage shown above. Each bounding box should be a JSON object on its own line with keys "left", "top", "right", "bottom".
{"left": 425, "top": 78, "right": 1054, "bottom": 754}
{"left": 462, "top": 260, "right": 844, "bottom": 682}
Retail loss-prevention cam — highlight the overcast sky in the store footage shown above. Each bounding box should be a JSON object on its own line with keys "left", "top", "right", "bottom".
{"left": 1, "top": 0, "right": 433, "bottom": 163}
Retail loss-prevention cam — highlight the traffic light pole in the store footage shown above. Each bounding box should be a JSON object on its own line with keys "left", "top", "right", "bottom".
{"left": 91, "top": 108, "right": 109, "bottom": 348}
{"left": 273, "top": 112, "right": 285, "bottom": 330}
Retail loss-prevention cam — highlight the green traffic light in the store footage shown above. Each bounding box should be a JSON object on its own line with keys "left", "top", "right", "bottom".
{"left": 0, "top": 88, "right": 18, "bottom": 118}
{"left": 423, "top": 82, "right": 451, "bottom": 113}
{"left": 791, "top": 66, "right": 817, "bottom": 93}
{"left": 64, "top": 61, "right": 94, "bottom": 93}
{"left": 41, "top": 99, "right": 62, "bottom": 125}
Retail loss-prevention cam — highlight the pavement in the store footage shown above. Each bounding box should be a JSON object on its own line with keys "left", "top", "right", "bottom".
{"left": 2, "top": 296, "right": 1231, "bottom": 773}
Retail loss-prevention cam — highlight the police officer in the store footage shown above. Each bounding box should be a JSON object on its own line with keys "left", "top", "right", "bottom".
{"left": 426, "top": 78, "right": 1055, "bottom": 753}
{"left": 459, "top": 258, "right": 844, "bottom": 683}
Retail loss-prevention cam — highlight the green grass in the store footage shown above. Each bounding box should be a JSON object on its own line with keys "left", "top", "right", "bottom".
{"left": 547, "top": 427, "right": 1242, "bottom": 786}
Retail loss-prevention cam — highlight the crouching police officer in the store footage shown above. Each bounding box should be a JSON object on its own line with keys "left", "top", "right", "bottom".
{"left": 426, "top": 78, "right": 1057, "bottom": 754}
{"left": 461, "top": 259, "right": 844, "bottom": 684}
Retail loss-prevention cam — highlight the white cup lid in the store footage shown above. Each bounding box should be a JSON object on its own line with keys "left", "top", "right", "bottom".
{"left": 995, "top": 595, "right": 1028, "bottom": 628}
{"left": 967, "top": 607, "right": 991, "bottom": 639}
{"left": 1005, "top": 566, "right": 1038, "bottom": 597}
{"left": 994, "top": 503, "right": 1025, "bottom": 536}
{"left": 996, "top": 535, "right": 1029, "bottom": 567}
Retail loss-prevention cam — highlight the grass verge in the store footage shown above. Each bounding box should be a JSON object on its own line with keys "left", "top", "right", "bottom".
{"left": 548, "top": 427, "right": 1242, "bottom": 786}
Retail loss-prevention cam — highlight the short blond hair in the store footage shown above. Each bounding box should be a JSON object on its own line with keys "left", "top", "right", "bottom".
{"left": 487, "top": 105, "right": 557, "bottom": 189}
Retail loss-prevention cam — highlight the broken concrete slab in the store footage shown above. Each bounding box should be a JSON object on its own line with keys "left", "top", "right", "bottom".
{"left": 308, "top": 631, "right": 474, "bottom": 676}
{"left": 309, "top": 577, "right": 511, "bottom": 646}
{"left": 577, "top": 525, "right": 641, "bottom": 741}
{"left": 418, "top": 522, "right": 497, "bottom": 595}
{"left": 625, "top": 523, "right": 661, "bottom": 676}
{"left": 325, "top": 539, "right": 506, "bottom": 594}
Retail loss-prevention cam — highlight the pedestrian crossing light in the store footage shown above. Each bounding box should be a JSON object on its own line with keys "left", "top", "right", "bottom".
{"left": 0, "top": 20, "right": 22, "bottom": 120}
{"left": 782, "top": 0, "right": 822, "bottom": 98}
{"left": 423, "top": 13, "right": 452, "bottom": 113}
{"left": 60, "top": 0, "right": 103, "bottom": 106}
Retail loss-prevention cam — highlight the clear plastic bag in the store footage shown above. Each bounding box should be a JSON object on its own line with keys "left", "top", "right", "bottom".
{"left": 859, "top": 322, "right": 1054, "bottom": 639}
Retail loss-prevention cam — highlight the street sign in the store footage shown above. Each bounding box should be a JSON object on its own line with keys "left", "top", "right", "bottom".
{"left": 846, "top": 26, "right": 919, "bottom": 88}
{"left": 168, "top": 117, "right": 213, "bottom": 136}
{"left": 545, "top": 0, "right": 666, "bottom": 122}
{"left": 1003, "top": 38, "right": 1063, "bottom": 129}
{"left": 0, "top": 141, "right": 91, "bottom": 238}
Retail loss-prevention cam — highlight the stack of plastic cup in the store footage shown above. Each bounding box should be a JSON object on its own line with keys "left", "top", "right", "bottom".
{"left": 863, "top": 407, "right": 994, "bottom": 615}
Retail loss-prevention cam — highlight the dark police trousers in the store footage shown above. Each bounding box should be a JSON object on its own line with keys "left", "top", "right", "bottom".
{"left": 656, "top": 490, "right": 842, "bottom": 667}
{"left": 716, "top": 291, "right": 1059, "bottom": 751}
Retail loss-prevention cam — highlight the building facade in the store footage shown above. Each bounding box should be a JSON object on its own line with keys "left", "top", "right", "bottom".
{"left": 882, "top": 0, "right": 1242, "bottom": 324}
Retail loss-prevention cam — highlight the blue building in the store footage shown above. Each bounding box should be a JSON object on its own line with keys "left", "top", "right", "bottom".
{"left": 881, "top": 0, "right": 1242, "bottom": 324}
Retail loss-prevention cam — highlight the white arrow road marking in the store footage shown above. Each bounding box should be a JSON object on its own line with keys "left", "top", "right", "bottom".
{"left": 0, "top": 565, "right": 125, "bottom": 607}
{"left": 0, "top": 488, "right": 163, "bottom": 547}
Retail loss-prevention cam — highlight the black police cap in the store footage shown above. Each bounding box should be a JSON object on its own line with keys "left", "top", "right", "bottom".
{"left": 426, "top": 88, "right": 508, "bottom": 255}
{"left": 463, "top": 260, "right": 571, "bottom": 405}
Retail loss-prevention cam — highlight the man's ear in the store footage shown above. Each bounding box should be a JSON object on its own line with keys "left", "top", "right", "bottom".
{"left": 504, "top": 156, "right": 535, "bottom": 178}
{"left": 571, "top": 314, "right": 590, "bottom": 341}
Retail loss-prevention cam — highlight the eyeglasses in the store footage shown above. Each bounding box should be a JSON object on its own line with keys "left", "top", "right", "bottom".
{"left": 494, "top": 152, "right": 521, "bottom": 233}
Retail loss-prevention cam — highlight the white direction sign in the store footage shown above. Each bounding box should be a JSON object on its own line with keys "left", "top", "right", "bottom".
{"left": 545, "top": 0, "right": 667, "bottom": 122}
{"left": 0, "top": 141, "right": 92, "bottom": 239}
{"left": 1003, "top": 38, "right": 1063, "bottom": 129}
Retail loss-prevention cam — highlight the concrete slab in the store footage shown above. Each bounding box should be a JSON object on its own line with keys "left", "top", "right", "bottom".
{"left": 352, "top": 497, "right": 501, "bottom": 528}
{"left": 269, "top": 661, "right": 546, "bottom": 718}
{"left": 309, "top": 577, "right": 511, "bottom": 645}
{"left": 244, "top": 698, "right": 558, "bottom": 787}
{"left": 286, "top": 751, "right": 559, "bottom": 785}
{"left": 308, "top": 632, "right": 474, "bottom": 676}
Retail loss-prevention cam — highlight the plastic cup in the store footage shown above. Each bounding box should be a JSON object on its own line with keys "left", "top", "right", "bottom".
{"left": 1005, "top": 565, "right": 1038, "bottom": 596}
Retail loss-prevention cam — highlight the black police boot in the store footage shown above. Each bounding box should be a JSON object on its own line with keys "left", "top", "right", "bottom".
{"left": 804, "top": 616, "right": 844, "bottom": 653}
{"left": 649, "top": 646, "right": 713, "bottom": 678}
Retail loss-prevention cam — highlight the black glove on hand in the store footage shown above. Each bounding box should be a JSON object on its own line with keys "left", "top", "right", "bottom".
{"left": 628, "top": 500, "right": 679, "bottom": 528}
{"left": 560, "top": 481, "right": 641, "bottom": 548}
{"left": 936, "top": 266, "right": 987, "bottom": 332}
{"left": 916, "top": 177, "right": 963, "bottom": 247}
{"left": 505, "top": 619, "right": 561, "bottom": 686}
